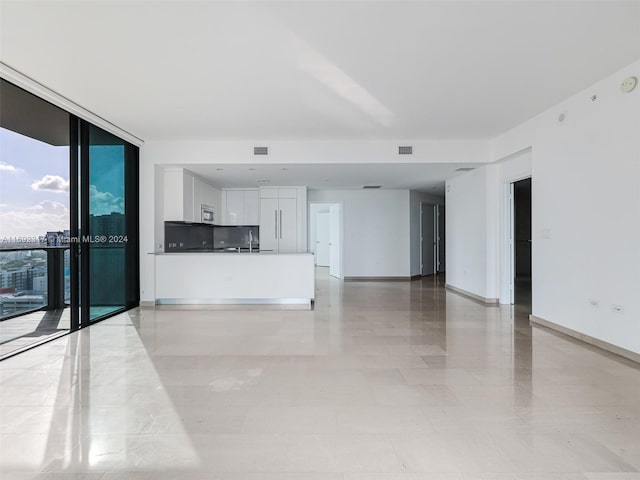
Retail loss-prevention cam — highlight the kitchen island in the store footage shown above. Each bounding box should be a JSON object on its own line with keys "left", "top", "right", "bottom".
{"left": 154, "top": 252, "right": 315, "bottom": 307}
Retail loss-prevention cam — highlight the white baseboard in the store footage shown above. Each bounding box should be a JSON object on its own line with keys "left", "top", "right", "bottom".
{"left": 530, "top": 314, "right": 640, "bottom": 365}
{"left": 445, "top": 284, "right": 499, "bottom": 305}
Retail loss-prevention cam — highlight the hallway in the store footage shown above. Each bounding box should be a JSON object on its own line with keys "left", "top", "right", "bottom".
{"left": 1, "top": 272, "right": 640, "bottom": 478}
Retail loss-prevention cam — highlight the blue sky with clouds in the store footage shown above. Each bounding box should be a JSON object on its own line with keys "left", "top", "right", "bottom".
{"left": 0, "top": 127, "right": 125, "bottom": 238}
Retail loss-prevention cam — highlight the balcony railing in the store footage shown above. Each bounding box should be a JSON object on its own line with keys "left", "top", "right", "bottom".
{"left": 0, "top": 246, "right": 70, "bottom": 321}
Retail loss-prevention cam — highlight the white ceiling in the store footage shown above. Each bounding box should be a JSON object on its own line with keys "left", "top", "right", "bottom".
{"left": 1, "top": 1, "right": 639, "bottom": 141}
{"left": 177, "top": 162, "right": 478, "bottom": 193}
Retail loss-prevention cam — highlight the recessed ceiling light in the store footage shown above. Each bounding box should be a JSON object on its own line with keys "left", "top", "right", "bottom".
{"left": 281, "top": 168, "right": 288, "bottom": 171}
{"left": 363, "top": 185, "right": 381, "bottom": 189}
{"left": 216, "top": 168, "right": 223, "bottom": 171}
{"left": 456, "top": 167, "right": 475, "bottom": 172}
{"left": 249, "top": 168, "right": 255, "bottom": 171}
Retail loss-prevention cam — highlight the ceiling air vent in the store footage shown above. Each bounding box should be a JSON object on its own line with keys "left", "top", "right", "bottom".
{"left": 456, "top": 167, "right": 475, "bottom": 172}
{"left": 398, "top": 146, "right": 413, "bottom": 155}
{"left": 363, "top": 185, "right": 381, "bottom": 189}
{"left": 253, "top": 146, "right": 268, "bottom": 155}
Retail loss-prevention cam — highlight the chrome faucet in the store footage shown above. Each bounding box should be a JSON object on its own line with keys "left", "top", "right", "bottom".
{"left": 248, "top": 230, "right": 253, "bottom": 253}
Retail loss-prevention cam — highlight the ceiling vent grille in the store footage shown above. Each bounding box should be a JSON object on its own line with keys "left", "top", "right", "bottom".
{"left": 456, "top": 167, "right": 475, "bottom": 172}
{"left": 253, "top": 146, "right": 268, "bottom": 155}
{"left": 363, "top": 185, "right": 381, "bottom": 189}
{"left": 398, "top": 146, "right": 413, "bottom": 155}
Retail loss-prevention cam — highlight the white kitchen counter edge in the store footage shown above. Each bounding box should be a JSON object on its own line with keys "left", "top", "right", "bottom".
{"left": 150, "top": 252, "right": 312, "bottom": 256}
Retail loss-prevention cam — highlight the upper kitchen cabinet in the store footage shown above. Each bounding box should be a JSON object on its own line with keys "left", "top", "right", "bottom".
{"left": 259, "top": 187, "right": 297, "bottom": 199}
{"left": 222, "top": 189, "right": 260, "bottom": 225}
{"left": 259, "top": 187, "right": 307, "bottom": 253}
{"left": 164, "top": 168, "right": 221, "bottom": 223}
{"left": 164, "top": 168, "right": 195, "bottom": 222}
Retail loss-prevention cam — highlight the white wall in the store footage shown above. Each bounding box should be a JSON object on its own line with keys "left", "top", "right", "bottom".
{"left": 143, "top": 139, "right": 489, "bottom": 166}
{"left": 309, "top": 203, "right": 331, "bottom": 256}
{"left": 409, "top": 191, "right": 444, "bottom": 277}
{"left": 445, "top": 167, "right": 494, "bottom": 300}
{"left": 445, "top": 149, "right": 532, "bottom": 302}
{"left": 446, "top": 59, "right": 640, "bottom": 354}
{"left": 493, "top": 59, "right": 640, "bottom": 354}
{"left": 308, "top": 189, "right": 410, "bottom": 277}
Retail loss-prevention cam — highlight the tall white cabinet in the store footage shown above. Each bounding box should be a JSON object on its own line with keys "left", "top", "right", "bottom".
{"left": 260, "top": 187, "right": 305, "bottom": 253}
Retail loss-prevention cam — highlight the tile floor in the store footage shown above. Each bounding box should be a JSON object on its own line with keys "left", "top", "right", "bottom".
{"left": 1, "top": 270, "right": 640, "bottom": 479}
{"left": 0, "top": 308, "right": 70, "bottom": 358}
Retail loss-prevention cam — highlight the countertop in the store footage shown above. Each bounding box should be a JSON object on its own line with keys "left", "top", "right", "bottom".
{"left": 150, "top": 251, "right": 312, "bottom": 256}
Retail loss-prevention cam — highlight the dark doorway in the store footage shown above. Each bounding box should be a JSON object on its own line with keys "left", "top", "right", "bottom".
{"left": 513, "top": 178, "right": 532, "bottom": 310}
{"left": 421, "top": 204, "right": 436, "bottom": 276}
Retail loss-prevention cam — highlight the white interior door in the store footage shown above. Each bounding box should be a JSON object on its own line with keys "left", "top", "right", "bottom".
{"left": 315, "top": 212, "right": 330, "bottom": 266}
{"left": 329, "top": 204, "right": 342, "bottom": 278}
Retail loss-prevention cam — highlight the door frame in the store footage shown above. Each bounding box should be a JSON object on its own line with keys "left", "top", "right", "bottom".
{"left": 500, "top": 175, "right": 532, "bottom": 305}
{"left": 314, "top": 211, "right": 330, "bottom": 267}
{"left": 308, "top": 201, "right": 344, "bottom": 279}
{"left": 420, "top": 202, "right": 444, "bottom": 276}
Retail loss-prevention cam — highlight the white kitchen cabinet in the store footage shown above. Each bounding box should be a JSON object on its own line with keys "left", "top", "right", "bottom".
{"left": 164, "top": 168, "right": 195, "bottom": 222}
{"left": 278, "top": 188, "right": 298, "bottom": 199}
{"left": 164, "top": 168, "right": 220, "bottom": 223}
{"left": 277, "top": 198, "right": 297, "bottom": 253}
{"left": 224, "top": 190, "right": 243, "bottom": 225}
{"left": 243, "top": 190, "right": 260, "bottom": 225}
{"left": 259, "top": 188, "right": 300, "bottom": 253}
{"left": 259, "top": 198, "right": 279, "bottom": 252}
{"left": 223, "top": 189, "right": 260, "bottom": 225}
{"left": 201, "top": 183, "right": 218, "bottom": 210}
{"left": 259, "top": 188, "right": 279, "bottom": 199}
{"left": 193, "top": 177, "right": 203, "bottom": 220}
{"left": 182, "top": 171, "right": 195, "bottom": 221}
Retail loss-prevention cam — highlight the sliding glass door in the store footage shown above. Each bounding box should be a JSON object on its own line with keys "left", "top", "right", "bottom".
{"left": 0, "top": 77, "right": 139, "bottom": 358}
{"left": 81, "top": 123, "right": 139, "bottom": 324}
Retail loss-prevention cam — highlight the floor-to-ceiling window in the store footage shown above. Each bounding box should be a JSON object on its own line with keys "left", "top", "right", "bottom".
{"left": 0, "top": 78, "right": 139, "bottom": 359}
{"left": 83, "top": 124, "right": 139, "bottom": 322}
{"left": 0, "top": 79, "right": 71, "bottom": 356}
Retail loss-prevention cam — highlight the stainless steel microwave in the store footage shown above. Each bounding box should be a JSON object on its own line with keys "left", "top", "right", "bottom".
{"left": 201, "top": 205, "right": 215, "bottom": 224}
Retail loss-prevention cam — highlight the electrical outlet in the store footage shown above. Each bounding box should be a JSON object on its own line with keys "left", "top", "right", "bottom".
{"left": 611, "top": 304, "right": 624, "bottom": 314}
{"left": 589, "top": 299, "right": 600, "bottom": 308}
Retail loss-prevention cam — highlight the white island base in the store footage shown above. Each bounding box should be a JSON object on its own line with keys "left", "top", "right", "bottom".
{"left": 155, "top": 252, "right": 315, "bottom": 308}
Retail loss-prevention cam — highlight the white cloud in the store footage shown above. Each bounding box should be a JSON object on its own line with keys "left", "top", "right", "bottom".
{"left": 31, "top": 175, "right": 69, "bottom": 193}
{"left": 89, "top": 184, "right": 124, "bottom": 215}
{"left": 0, "top": 201, "right": 70, "bottom": 238}
{"left": 26, "top": 200, "right": 68, "bottom": 212}
{"left": 0, "top": 162, "right": 20, "bottom": 172}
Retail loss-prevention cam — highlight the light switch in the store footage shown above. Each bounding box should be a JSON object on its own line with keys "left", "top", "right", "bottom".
{"left": 541, "top": 228, "right": 551, "bottom": 239}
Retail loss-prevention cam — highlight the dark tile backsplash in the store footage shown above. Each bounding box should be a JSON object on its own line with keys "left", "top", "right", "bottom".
{"left": 165, "top": 222, "right": 259, "bottom": 252}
